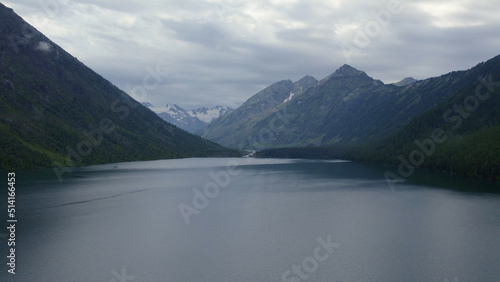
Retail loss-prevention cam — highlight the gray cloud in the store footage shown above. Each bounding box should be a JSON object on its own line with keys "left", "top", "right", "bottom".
{"left": 3, "top": 0, "right": 499, "bottom": 109}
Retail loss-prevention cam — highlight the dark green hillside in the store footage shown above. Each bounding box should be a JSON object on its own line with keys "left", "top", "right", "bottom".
{"left": 0, "top": 3, "right": 235, "bottom": 171}
{"left": 364, "top": 56, "right": 500, "bottom": 179}
{"left": 258, "top": 55, "right": 500, "bottom": 180}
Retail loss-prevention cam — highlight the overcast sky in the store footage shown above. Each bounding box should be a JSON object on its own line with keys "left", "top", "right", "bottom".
{"left": 3, "top": 0, "right": 500, "bottom": 109}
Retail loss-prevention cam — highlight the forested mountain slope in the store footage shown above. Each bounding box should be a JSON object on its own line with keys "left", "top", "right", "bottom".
{"left": 0, "top": 3, "right": 233, "bottom": 170}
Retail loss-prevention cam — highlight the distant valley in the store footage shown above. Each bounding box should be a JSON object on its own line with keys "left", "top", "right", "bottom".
{"left": 142, "top": 103, "right": 232, "bottom": 134}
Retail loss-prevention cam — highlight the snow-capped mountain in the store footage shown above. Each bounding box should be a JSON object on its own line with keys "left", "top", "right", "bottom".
{"left": 142, "top": 103, "right": 232, "bottom": 134}
{"left": 189, "top": 106, "right": 232, "bottom": 123}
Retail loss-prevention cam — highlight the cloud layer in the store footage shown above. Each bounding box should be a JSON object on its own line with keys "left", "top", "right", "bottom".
{"left": 4, "top": 0, "right": 500, "bottom": 109}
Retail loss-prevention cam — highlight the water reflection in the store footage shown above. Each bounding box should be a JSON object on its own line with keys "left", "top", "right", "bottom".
{"left": 1, "top": 158, "right": 499, "bottom": 281}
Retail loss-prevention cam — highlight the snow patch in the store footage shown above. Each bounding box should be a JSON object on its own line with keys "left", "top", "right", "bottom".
{"left": 283, "top": 92, "right": 295, "bottom": 103}
{"left": 283, "top": 86, "right": 303, "bottom": 103}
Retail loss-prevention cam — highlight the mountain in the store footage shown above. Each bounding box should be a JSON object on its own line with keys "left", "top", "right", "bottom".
{"left": 189, "top": 105, "right": 232, "bottom": 123}
{"left": 0, "top": 3, "right": 235, "bottom": 171}
{"left": 143, "top": 103, "right": 207, "bottom": 133}
{"left": 366, "top": 56, "right": 500, "bottom": 179}
{"left": 201, "top": 75, "right": 318, "bottom": 148}
{"left": 204, "top": 63, "right": 478, "bottom": 149}
{"left": 258, "top": 55, "right": 500, "bottom": 180}
{"left": 393, "top": 77, "right": 417, "bottom": 87}
{"left": 143, "top": 103, "right": 232, "bottom": 133}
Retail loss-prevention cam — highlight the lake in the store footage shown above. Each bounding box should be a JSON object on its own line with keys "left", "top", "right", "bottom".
{"left": 1, "top": 158, "right": 500, "bottom": 281}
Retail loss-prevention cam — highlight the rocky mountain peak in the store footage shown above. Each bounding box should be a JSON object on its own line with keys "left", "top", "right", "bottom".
{"left": 294, "top": 75, "right": 318, "bottom": 90}
{"left": 332, "top": 64, "right": 367, "bottom": 78}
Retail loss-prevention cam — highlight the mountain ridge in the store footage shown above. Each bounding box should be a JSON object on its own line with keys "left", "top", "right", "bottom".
{"left": 257, "top": 54, "right": 500, "bottom": 180}
{"left": 189, "top": 105, "right": 233, "bottom": 123}
{"left": 143, "top": 103, "right": 232, "bottom": 133}
{"left": 203, "top": 59, "right": 497, "bottom": 150}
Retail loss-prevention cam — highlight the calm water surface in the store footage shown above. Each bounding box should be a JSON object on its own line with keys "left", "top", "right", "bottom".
{"left": 1, "top": 158, "right": 500, "bottom": 281}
